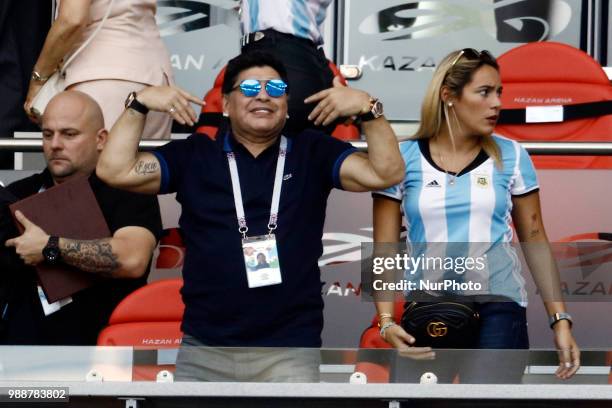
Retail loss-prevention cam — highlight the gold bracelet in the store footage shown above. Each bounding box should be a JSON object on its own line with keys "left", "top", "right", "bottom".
{"left": 31, "top": 70, "right": 54, "bottom": 82}
{"left": 377, "top": 313, "right": 393, "bottom": 327}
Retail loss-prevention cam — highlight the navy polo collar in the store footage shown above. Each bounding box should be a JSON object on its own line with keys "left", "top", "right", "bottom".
{"left": 222, "top": 131, "right": 293, "bottom": 153}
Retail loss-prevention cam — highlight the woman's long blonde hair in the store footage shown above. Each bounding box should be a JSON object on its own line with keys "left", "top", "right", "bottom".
{"left": 413, "top": 49, "right": 502, "bottom": 168}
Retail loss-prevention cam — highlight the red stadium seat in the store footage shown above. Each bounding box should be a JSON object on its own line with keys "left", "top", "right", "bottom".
{"left": 356, "top": 301, "right": 465, "bottom": 384}
{"left": 196, "top": 61, "right": 360, "bottom": 141}
{"left": 607, "top": 352, "right": 612, "bottom": 384}
{"left": 197, "top": 67, "right": 227, "bottom": 139}
{"left": 97, "top": 278, "right": 185, "bottom": 381}
{"left": 553, "top": 232, "right": 612, "bottom": 266}
{"left": 495, "top": 42, "right": 612, "bottom": 169}
{"left": 156, "top": 228, "right": 186, "bottom": 269}
{"left": 354, "top": 301, "right": 405, "bottom": 383}
{"left": 326, "top": 61, "right": 361, "bottom": 141}
{"left": 556, "top": 232, "right": 612, "bottom": 243}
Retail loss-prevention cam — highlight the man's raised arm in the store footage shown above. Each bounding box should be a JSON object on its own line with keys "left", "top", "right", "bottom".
{"left": 304, "top": 77, "right": 404, "bottom": 192}
{"left": 96, "top": 86, "right": 203, "bottom": 194}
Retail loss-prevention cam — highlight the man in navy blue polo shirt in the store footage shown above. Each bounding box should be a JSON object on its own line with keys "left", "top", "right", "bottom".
{"left": 97, "top": 51, "right": 404, "bottom": 382}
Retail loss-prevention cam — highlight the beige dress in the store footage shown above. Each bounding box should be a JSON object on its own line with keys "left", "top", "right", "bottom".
{"left": 64, "top": 0, "right": 174, "bottom": 138}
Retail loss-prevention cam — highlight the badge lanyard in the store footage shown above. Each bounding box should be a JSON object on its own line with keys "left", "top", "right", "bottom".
{"left": 226, "top": 135, "right": 288, "bottom": 238}
{"left": 226, "top": 135, "right": 287, "bottom": 288}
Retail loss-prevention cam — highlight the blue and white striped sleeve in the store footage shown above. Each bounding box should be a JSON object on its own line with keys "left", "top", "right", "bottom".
{"left": 511, "top": 143, "right": 539, "bottom": 196}
{"left": 373, "top": 182, "right": 403, "bottom": 202}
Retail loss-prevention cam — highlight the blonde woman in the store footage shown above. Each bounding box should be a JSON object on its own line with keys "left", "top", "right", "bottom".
{"left": 373, "top": 49, "right": 580, "bottom": 380}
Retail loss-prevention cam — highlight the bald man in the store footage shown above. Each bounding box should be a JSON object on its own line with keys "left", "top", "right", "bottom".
{"left": 1, "top": 91, "right": 162, "bottom": 345}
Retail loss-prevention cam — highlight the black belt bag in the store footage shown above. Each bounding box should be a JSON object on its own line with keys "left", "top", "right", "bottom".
{"left": 401, "top": 294, "right": 480, "bottom": 348}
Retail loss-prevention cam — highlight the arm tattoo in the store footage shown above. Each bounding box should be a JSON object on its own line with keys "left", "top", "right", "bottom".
{"left": 529, "top": 214, "right": 540, "bottom": 238}
{"left": 60, "top": 238, "right": 121, "bottom": 278}
{"left": 134, "top": 160, "right": 159, "bottom": 176}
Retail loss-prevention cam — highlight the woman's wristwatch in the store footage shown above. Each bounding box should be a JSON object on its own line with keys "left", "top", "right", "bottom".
{"left": 549, "top": 312, "right": 573, "bottom": 329}
{"left": 125, "top": 91, "right": 149, "bottom": 115}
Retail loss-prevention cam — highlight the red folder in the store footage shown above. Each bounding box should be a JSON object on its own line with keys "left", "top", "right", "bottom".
{"left": 9, "top": 176, "right": 111, "bottom": 302}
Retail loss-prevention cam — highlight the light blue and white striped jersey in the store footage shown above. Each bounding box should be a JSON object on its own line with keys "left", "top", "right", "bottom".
{"left": 377, "top": 135, "right": 539, "bottom": 305}
{"left": 240, "top": 0, "right": 332, "bottom": 44}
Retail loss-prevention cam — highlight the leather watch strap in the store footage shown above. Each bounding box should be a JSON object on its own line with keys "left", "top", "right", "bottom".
{"left": 125, "top": 91, "right": 149, "bottom": 115}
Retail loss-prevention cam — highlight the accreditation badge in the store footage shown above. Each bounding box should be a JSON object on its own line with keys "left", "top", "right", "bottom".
{"left": 242, "top": 234, "right": 282, "bottom": 288}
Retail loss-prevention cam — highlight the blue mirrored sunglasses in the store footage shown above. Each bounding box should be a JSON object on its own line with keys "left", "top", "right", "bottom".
{"left": 234, "top": 79, "right": 288, "bottom": 98}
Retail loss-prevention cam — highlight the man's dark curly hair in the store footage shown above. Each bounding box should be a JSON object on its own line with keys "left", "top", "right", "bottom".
{"left": 222, "top": 50, "right": 290, "bottom": 95}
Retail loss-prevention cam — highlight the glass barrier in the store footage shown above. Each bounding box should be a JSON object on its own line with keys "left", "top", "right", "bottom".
{"left": 0, "top": 347, "right": 609, "bottom": 384}
{"left": 0, "top": 346, "right": 133, "bottom": 382}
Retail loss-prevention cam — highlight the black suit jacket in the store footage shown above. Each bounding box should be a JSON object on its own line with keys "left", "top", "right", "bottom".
{"left": 0, "top": 185, "right": 23, "bottom": 332}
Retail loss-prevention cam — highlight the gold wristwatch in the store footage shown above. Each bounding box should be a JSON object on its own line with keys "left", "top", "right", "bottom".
{"left": 360, "top": 97, "right": 384, "bottom": 122}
